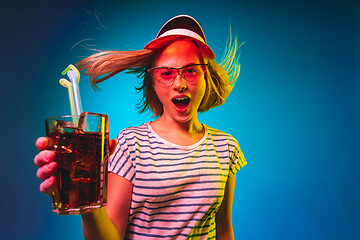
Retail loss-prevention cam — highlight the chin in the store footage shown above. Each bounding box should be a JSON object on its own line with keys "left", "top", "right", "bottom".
{"left": 174, "top": 111, "right": 197, "bottom": 124}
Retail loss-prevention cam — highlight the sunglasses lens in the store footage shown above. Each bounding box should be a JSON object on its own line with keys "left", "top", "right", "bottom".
{"left": 151, "top": 69, "right": 176, "bottom": 84}
{"left": 181, "top": 65, "right": 206, "bottom": 81}
{"left": 149, "top": 64, "right": 207, "bottom": 84}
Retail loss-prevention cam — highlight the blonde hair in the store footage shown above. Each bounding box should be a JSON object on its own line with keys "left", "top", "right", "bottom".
{"left": 76, "top": 35, "right": 243, "bottom": 117}
{"left": 199, "top": 33, "right": 244, "bottom": 112}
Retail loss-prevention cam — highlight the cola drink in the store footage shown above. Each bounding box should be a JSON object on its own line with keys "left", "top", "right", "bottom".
{"left": 45, "top": 113, "right": 109, "bottom": 215}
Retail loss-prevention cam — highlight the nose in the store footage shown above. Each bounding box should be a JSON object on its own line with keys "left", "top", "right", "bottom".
{"left": 173, "top": 74, "right": 187, "bottom": 91}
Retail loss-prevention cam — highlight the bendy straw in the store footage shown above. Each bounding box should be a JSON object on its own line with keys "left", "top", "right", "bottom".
{"left": 62, "top": 64, "right": 83, "bottom": 115}
{"left": 59, "top": 78, "right": 76, "bottom": 116}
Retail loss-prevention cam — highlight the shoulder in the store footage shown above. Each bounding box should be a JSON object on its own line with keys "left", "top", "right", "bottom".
{"left": 116, "top": 122, "right": 151, "bottom": 140}
{"left": 205, "top": 125, "right": 238, "bottom": 144}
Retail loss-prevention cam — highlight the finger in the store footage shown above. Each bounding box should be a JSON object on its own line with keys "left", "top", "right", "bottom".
{"left": 40, "top": 175, "right": 56, "bottom": 195}
{"left": 36, "top": 161, "right": 58, "bottom": 181}
{"left": 34, "top": 150, "right": 55, "bottom": 167}
{"left": 109, "top": 139, "right": 116, "bottom": 156}
{"left": 35, "top": 137, "right": 52, "bottom": 151}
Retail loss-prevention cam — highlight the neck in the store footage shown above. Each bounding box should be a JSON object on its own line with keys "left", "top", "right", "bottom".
{"left": 157, "top": 114, "right": 203, "bottom": 134}
{"left": 150, "top": 114, "right": 205, "bottom": 146}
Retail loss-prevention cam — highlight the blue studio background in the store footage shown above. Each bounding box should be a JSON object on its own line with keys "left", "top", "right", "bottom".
{"left": 1, "top": 0, "right": 359, "bottom": 239}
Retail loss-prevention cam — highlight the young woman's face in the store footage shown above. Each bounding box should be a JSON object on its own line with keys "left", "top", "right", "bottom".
{"left": 152, "top": 39, "right": 207, "bottom": 124}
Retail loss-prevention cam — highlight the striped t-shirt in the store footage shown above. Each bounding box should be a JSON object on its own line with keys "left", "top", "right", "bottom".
{"left": 109, "top": 122, "right": 246, "bottom": 239}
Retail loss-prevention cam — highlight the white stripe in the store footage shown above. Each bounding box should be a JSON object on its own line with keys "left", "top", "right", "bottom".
{"left": 158, "top": 28, "right": 206, "bottom": 44}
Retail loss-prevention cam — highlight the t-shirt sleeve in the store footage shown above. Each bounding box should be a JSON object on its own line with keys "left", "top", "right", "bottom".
{"left": 229, "top": 139, "right": 247, "bottom": 178}
{"left": 108, "top": 131, "right": 136, "bottom": 184}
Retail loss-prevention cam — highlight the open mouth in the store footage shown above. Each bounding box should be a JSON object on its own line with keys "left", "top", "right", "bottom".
{"left": 172, "top": 97, "right": 190, "bottom": 110}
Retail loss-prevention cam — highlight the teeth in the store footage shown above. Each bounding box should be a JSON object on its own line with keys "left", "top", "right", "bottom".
{"left": 174, "top": 97, "right": 188, "bottom": 101}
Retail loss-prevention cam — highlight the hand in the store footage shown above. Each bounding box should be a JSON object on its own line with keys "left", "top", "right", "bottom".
{"left": 34, "top": 137, "right": 57, "bottom": 195}
{"left": 34, "top": 137, "right": 117, "bottom": 195}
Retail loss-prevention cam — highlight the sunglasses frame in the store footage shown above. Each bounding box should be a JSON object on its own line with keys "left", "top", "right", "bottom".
{"left": 147, "top": 64, "right": 208, "bottom": 85}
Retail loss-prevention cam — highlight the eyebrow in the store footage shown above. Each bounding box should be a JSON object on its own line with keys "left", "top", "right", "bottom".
{"left": 153, "top": 63, "right": 200, "bottom": 69}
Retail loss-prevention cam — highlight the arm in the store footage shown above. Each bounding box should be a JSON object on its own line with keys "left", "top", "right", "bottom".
{"left": 216, "top": 174, "right": 236, "bottom": 240}
{"left": 82, "top": 172, "right": 133, "bottom": 240}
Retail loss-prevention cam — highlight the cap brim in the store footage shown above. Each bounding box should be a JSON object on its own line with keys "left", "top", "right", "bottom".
{"left": 144, "top": 35, "right": 215, "bottom": 59}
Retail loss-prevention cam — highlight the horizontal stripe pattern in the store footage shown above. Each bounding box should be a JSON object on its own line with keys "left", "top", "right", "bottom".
{"left": 108, "top": 122, "right": 246, "bottom": 239}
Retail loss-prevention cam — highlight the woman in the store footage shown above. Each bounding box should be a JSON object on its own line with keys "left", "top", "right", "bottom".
{"left": 35, "top": 15, "right": 246, "bottom": 239}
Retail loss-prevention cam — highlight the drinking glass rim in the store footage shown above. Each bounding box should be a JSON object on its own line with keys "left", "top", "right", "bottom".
{"left": 45, "top": 112, "right": 109, "bottom": 121}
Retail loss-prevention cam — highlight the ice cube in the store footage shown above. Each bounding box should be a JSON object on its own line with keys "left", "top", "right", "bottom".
{"left": 54, "top": 120, "right": 77, "bottom": 133}
{"left": 77, "top": 112, "right": 88, "bottom": 132}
